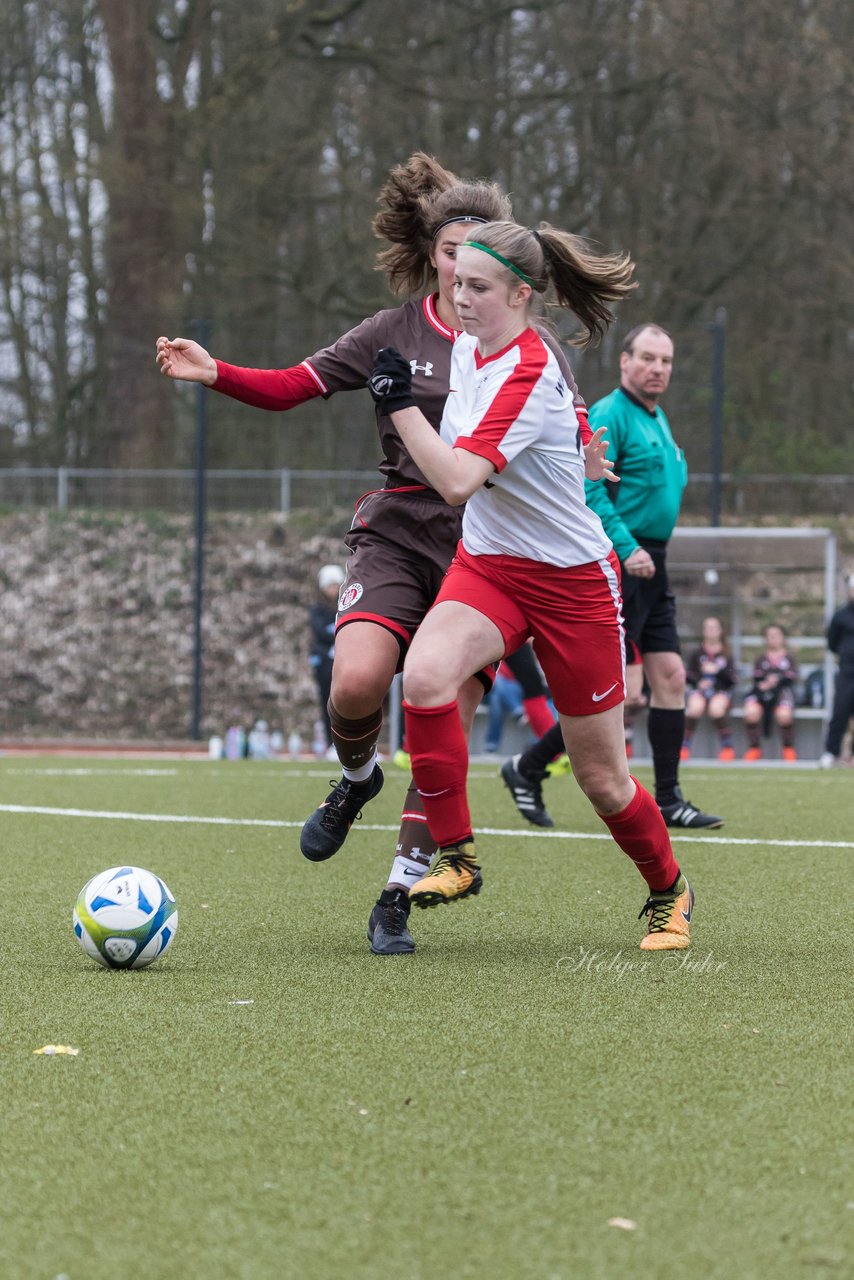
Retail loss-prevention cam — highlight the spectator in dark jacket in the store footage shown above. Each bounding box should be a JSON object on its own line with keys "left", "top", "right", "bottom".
{"left": 309, "top": 564, "right": 344, "bottom": 752}
{"left": 819, "top": 574, "right": 854, "bottom": 768}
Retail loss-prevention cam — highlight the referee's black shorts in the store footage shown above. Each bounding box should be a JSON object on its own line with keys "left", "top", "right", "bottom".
{"left": 620, "top": 539, "right": 681, "bottom": 664}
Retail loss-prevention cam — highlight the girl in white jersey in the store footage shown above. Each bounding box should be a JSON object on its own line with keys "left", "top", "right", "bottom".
{"left": 368, "top": 221, "right": 694, "bottom": 951}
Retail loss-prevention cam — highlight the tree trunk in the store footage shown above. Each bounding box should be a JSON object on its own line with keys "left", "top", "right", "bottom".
{"left": 97, "top": 0, "right": 187, "bottom": 466}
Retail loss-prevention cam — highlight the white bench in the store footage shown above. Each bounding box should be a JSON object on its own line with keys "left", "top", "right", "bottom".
{"left": 465, "top": 669, "right": 830, "bottom": 763}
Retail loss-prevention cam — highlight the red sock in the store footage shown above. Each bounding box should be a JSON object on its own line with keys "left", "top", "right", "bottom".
{"left": 523, "top": 694, "right": 556, "bottom": 739}
{"left": 598, "top": 778, "right": 679, "bottom": 891}
{"left": 403, "top": 700, "right": 472, "bottom": 848}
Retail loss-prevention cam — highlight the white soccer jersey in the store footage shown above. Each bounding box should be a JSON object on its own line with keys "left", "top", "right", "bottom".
{"left": 441, "top": 329, "right": 613, "bottom": 567}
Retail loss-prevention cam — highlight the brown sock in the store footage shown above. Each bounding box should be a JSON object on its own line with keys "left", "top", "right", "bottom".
{"left": 385, "top": 780, "right": 438, "bottom": 889}
{"left": 328, "top": 700, "right": 383, "bottom": 771}
{"left": 395, "top": 780, "right": 437, "bottom": 868}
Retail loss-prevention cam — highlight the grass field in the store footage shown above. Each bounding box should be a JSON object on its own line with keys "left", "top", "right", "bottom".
{"left": 1, "top": 753, "right": 851, "bottom": 1280}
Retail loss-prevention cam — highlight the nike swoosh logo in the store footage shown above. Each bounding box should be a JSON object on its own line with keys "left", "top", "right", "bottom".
{"left": 592, "top": 682, "right": 619, "bottom": 702}
{"left": 402, "top": 867, "right": 426, "bottom": 877}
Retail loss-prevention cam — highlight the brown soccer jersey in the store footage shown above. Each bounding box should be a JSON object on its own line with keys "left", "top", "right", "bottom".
{"left": 307, "top": 295, "right": 456, "bottom": 490}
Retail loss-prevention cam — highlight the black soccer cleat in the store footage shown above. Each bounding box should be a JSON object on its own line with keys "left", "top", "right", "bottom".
{"left": 500, "top": 754, "right": 554, "bottom": 828}
{"left": 367, "top": 888, "right": 415, "bottom": 955}
{"left": 659, "top": 786, "right": 724, "bottom": 830}
{"left": 300, "top": 764, "right": 384, "bottom": 861}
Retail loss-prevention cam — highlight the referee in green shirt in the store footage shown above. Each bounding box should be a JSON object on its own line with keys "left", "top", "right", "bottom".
{"left": 585, "top": 323, "right": 722, "bottom": 828}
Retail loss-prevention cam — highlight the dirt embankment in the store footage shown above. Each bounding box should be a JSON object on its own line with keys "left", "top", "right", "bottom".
{"left": 1, "top": 510, "right": 348, "bottom": 745}
{"left": 2, "top": 509, "right": 853, "bottom": 746}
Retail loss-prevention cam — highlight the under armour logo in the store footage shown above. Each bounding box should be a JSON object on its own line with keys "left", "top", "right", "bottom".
{"left": 410, "top": 360, "right": 434, "bottom": 377}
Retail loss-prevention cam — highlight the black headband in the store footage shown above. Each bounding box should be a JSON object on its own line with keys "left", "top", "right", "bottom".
{"left": 431, "top": 215, "right": 489, "bottom": 240}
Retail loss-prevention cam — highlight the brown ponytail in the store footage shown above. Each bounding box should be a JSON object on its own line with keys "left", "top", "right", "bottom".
{"left": 462, "top": 221, "right": 636, "bottom": 346}
{"left": 373, "top": 152, "right": 513, "bottom": 297}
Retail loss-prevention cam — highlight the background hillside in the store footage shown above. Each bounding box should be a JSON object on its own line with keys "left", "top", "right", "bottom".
{"left": 1, "top": 510, "right": 345, "bottom": 744}
{"left": 2, "top": 509, "right": 852, "bottom": 745}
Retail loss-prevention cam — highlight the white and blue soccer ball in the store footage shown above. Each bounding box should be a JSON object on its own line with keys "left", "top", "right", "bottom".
{"left": 73, "top": 865, "right": 178, "bottom": 969}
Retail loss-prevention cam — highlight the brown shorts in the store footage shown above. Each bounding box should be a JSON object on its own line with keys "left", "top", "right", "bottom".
{"left": 337, "top": 487, "right": 462, "bottom": 654}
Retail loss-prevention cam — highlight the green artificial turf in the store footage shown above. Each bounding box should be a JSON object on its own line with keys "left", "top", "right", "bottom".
{"left": 0, "top": 756, "right": 851, "bottom": 1279}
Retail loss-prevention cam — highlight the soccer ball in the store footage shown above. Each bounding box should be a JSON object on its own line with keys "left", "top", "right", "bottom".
{"left": 73, "top": 865, "right": 178, "bottom": 969}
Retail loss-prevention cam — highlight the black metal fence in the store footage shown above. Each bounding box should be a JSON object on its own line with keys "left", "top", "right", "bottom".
{"left": 0, "top": 467, "right": 377, "bottom": 514}
{"left": 1, "top": 467, "right": 851, "bottom": 518}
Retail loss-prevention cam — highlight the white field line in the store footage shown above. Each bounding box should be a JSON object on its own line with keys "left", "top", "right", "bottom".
{"left": 6, "top": 767, "right": 178, "bottom": 777}
{"left": 1, "top": 803, "right": 852, "bottom": 850}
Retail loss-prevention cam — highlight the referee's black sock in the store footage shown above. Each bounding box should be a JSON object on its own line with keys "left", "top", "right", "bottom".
{"left": 518, "top": 721, "right": 565, "bottom": 780}
{"left": 647, "top": 706, "right": 685, "bottom": 806}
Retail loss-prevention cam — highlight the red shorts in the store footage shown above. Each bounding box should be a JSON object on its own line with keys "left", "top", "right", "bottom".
{"left": 433, "top": 543, "right": 626, "bottom": 716}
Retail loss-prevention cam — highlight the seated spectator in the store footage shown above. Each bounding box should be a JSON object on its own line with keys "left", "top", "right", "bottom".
{"left": 682, "top": 616, "right": 737, "bottom": 761}
{"left": 483, "top": 661, "right": 527, "bottom": 753}
{"left": 742, "top": 623, "right": 799, "bottom": 761}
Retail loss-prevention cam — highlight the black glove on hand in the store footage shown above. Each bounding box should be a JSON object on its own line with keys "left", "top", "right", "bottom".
{"left": 368, "top": 348, "right": 415, "bottom": 415}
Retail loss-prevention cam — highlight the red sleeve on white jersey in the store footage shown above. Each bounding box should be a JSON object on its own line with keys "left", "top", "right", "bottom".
{"left": 575, "top": 402, "right": 592, "bottom": 445}
{"left": 213, "top": 359, "right": 324, "bottom": 411}
{"left": 454, "top": 434, "right": 504, "bottom": 471}
{"left": 454, "top": 334, "right": 548, "bottom": 473}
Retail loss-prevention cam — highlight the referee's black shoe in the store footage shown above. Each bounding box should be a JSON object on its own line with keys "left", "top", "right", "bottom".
{"left": 500, "top": 755, "right": 554, "bottom": 828}
{"left": 659, "top": 786, "right": 723, "bottom": 830}
{"left": 300, "top": 764, "right": 384, "bottom": 861}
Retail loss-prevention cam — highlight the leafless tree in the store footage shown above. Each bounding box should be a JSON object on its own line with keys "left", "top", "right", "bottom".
{"left": 0, "top": 0, "right": 851, "bottom": 474}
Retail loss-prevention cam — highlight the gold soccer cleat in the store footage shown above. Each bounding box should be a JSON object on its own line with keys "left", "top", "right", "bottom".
{"left": 408, "top": 843, "right": 483, "bottom": 909}
{"left": 638, "top": 875, "right": 694, "bottom": 951}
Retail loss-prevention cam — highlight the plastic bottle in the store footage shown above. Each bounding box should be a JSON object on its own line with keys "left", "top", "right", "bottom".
{"left": 208, "top": 734, "right": 224, "bottom": 760}
{"left": 312, "top": 720, "right": 327, "bottom": 757}
{"left": 248, "top": 719, "right": 271, "bottom": 760}
{"left": 225, "top": 725, "right": 246, "bottom": 761}
{"left": 287, "top": 731, "right": 302, "bottom": 758}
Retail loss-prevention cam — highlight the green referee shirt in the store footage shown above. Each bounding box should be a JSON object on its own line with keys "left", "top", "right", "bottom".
{"left": 585, "top": 386, "right": 688, "bottom": 562}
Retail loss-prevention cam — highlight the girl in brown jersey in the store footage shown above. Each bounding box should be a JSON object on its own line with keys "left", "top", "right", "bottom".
{"left": 156, "top": 153, "right": 606, "bottom": 955}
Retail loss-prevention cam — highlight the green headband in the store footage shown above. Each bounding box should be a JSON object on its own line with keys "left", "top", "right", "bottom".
{"left": 466, "top": 241, "right": 534, "bottom": 286}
